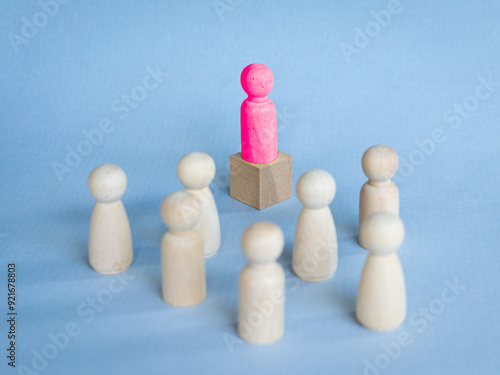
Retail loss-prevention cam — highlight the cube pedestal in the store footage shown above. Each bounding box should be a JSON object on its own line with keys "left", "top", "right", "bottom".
{"left": 230, "top": 151, "right": 293, "bottom": 210}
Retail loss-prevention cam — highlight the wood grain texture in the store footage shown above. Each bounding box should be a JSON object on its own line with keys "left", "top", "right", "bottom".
{"left": 230, "top": 151, "right": 292, "bottom": 209}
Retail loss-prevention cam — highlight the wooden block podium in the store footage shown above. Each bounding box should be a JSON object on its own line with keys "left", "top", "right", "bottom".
{"left": 230, "top": 151, "right": 293, "bottom": 210}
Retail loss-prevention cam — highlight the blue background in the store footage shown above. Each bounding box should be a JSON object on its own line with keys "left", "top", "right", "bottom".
{"left": 1, "top": 1, "right": 500, "bottom": 374}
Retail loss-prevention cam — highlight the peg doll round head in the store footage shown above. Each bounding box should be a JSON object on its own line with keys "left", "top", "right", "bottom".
{"left": 359, "top": 212, "right": 405, "bottom": 255}
{"left": 362, "top": 145, "right": 398, "bottom": 182}
{"left": 296, "top": 169, "right": 336, "bottom": 209}
{"left": 242, "top": 222, "right": 284, "bottom": 264}
{"left": 160, "top": 191, "right": 200, "bottom": 232}
{"left": 177, "top": 152, "right": 216, "bottom": 190}
{"left": 88, "top": 164, "right": 127, "bottom": 203}
{"left": 240, "top": 63, "right": 274, "bottom": 99}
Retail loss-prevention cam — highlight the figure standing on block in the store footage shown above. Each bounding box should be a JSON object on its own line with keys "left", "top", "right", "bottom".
{"left": 160, "top": 191, "right": 206, "bottom": 307}
{"left": 177, "top": 152, "right": 221, "bottom": 258}
{"left": 356, "top": 212, "right": 406, "bottom": 331}
{"left": 293, "top": 170, "right": 338, "bottom": 282}
{"left": 88, "top": 164, "right": 133, "bottom": 275}
{"left": 230, "top": 63, "right": 292, "bottom": 209}
{"left": 238, "top": 222, "right": 285, "bottom": 345}
{"left": 240, "top": 63, "right": 278, "bottom": 164}
{"left": 359, "top": 145, "right": 399, "bottom": 249}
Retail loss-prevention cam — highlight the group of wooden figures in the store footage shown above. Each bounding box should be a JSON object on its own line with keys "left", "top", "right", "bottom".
{"left": 87, "top": 144, "right": 405, "bottom": 345}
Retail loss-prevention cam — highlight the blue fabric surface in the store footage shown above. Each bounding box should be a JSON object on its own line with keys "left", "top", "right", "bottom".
{"left": 1, "top": 1, "right": 499, "bottom": 374}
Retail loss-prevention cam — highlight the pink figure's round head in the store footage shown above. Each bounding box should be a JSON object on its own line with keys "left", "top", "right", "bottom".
{"left": 240, "top": 63, "right": 274, "bottom": 98}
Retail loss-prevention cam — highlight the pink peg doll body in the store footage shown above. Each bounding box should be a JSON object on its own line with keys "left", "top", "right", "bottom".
{"left": 240, "top": 63, "right": 278, "bottom": 164}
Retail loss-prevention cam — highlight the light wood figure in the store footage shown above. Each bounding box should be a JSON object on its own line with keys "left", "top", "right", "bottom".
{"left": 160, "top": 191, "right": 206, "bottom": 307}
{"left": 359, "top": 145, "right": 399, "bottom": 249}
{"left": 293, "top": 170, "right": 338, "bottom": 282}
{"left": 356, "top": 212, "right": 406, "bottom": 331}
{"left": 238, "top": 222, "right": 285, "bottom": 345}
{"left": 177, "top": 152, "right": 221, "bottom": 258}
{"left": 88, "top": 164, "right": 133, "bottom": 275}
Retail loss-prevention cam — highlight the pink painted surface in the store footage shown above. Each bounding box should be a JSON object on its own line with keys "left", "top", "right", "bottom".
{"left": 240, "top": 63, "right": 278, "bottom": 164}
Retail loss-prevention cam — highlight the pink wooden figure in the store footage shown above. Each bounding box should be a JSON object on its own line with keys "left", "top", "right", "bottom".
{"left": 240, "top": 63, "right": 278, "bottom": 164}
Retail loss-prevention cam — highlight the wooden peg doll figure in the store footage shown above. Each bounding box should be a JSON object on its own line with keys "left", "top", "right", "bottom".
{"left": 293, "top": 169, "right": 338, "bottom": 282}
{"left": 356, "top": 212, "right": 406, "bottom": 331}
{"left": 88, "top": 164, "right": 133, "bottom": 275}
{"left": 160, "top": 191, "right": 206, "bottom": 307}
{"left": 238, "top": 222, "right": 285, "bottom": 345}
{"left": 359, "top": 145, "right": 399, "bottom": 248}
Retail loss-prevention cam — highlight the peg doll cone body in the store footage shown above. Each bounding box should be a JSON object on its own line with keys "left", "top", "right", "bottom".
{"left": 160, "top": 191, "right": 206, "bottom": 307}
{"left": 356, "top": 212, "right": 406, "bottom": 331}
{"left": 293, "top": 170, "right": 338, "bottom": 282}
{"left": 177, "top": 152, "right": 221, "bottom": 258}
{"left": 238, "top": 222, "right": 285, "bottom": 345}
{"left": 88, "top": 164, "right": 133, "bottom": 275}
{"left": 240, "top": 63, "right": 278, "bottom": 164}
